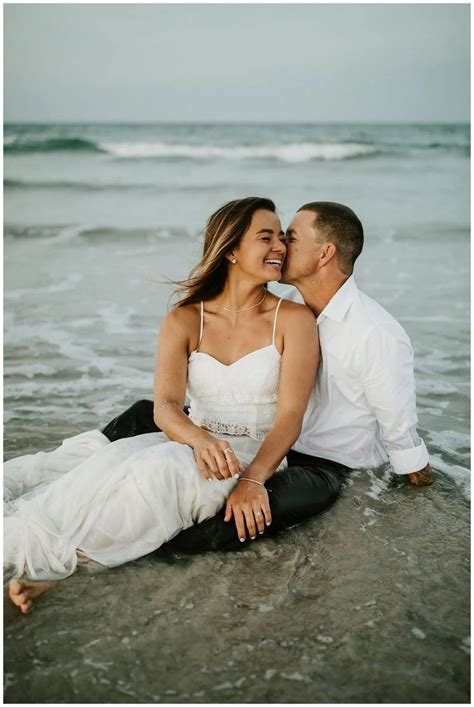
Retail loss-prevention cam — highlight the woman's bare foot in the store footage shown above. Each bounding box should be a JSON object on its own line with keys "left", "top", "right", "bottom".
{"left": 8, "top": 579, "right": 57, "bottom": 614}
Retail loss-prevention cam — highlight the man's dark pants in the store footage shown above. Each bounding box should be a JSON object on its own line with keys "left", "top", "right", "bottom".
{"left": 101, "top": 400, "right": 351, "bottom": 553}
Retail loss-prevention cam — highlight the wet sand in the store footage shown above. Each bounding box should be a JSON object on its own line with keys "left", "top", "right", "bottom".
{"left": 4, "top": 469, "right": 469, "bottom": 704}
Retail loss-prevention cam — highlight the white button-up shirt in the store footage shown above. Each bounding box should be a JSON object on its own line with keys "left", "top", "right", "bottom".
{"left": 285, "top": 276, "right": 429, "bottom": 474}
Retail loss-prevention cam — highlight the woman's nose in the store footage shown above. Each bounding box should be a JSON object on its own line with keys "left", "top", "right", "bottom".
{"left": 272, "top": 238, "right": 286, "bottom": 253}
{"left": 274, "top": 243, "right": 286, "bottom": 255}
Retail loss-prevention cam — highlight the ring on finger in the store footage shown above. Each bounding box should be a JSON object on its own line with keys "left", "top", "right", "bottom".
{"left": 223, "top": 448, "right": 234, "bottom": 457}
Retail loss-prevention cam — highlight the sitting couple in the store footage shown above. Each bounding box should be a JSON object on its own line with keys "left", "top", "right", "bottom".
{"left": 5, "top": 197, "right": 433, "bottom": 614}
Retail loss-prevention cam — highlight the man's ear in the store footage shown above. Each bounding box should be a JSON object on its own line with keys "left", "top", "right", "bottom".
{"left": 320, "top": 243, "right": 337, "bottom": 265}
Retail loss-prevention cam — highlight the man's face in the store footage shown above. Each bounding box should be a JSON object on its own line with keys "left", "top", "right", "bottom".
{"left": 281, "top": 210, "right": 324, "bottom": 285}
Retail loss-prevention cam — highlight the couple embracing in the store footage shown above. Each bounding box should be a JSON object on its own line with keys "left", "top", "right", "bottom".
{"left": 5, "top": 197, "right": 433, "bottom": 614}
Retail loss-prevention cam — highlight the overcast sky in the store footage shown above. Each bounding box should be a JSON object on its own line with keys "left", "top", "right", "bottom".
{"left": 4, "top": 3, "right": 470, "bottom": 122}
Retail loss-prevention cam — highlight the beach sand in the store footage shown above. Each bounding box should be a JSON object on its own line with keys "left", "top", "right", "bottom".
{"left": 4, "top": 469, "right": 469, "bottom": 704}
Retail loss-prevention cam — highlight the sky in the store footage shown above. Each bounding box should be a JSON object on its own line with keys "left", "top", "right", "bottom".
{"left": 4, "top": 3, "right": 470, "bottom": 123}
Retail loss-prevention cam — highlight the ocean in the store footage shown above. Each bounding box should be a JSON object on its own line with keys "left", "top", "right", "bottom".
{"left": 4, "top": 122, "right": 470, "bottom": 703}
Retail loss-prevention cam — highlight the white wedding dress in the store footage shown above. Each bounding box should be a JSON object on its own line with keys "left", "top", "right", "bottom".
{"left": 4, "top": 300, "right": 285, "bottom": 581}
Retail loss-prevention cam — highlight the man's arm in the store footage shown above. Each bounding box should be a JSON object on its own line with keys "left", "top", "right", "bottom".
{"left": 361, "top": 326, "right": 433, "bottom": 486}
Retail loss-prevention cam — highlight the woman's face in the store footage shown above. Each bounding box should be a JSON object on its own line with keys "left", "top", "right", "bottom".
{"left": 230, "top": 209, "right": 286, "bottom": 283}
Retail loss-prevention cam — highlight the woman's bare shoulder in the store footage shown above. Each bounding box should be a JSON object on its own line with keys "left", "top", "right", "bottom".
{"left": 278, "top": 297, "right": 315, "bottom": 320}
{"left": 276, "top": 299, "right": 317, "bottom": 345}
{"left": 160, "top": 303, "right": 201, "bottom": 337}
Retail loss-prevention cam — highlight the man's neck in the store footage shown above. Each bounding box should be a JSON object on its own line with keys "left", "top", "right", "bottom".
{"left": 294, "top": 272, "right": 350, "bottom": 317}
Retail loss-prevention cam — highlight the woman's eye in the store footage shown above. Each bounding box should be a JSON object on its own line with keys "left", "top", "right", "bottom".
{"left": 261, "top": 237, "right": 271, "bottom": 242}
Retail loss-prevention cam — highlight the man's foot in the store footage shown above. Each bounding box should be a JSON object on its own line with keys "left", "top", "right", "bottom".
{"left": 8, "top": 579, "right": 57, "bottom": 614}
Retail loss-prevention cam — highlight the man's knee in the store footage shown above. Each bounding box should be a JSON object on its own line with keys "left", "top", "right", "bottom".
{"left": 127, "top": 399, "right": 154, "bottom": 418}
{"left": 266, "top": 465, "right": 343, "bottom": 531}
{"left": 101, "top": 399, "right": 157, "bottom": 441}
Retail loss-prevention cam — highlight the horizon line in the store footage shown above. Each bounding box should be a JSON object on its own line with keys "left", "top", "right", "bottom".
{"left": 4, "top": 119, "right": 470, "bottom": 126}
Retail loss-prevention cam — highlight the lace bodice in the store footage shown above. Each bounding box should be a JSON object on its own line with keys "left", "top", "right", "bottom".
{"left": 186, "top": 300, "right": 282, "bottom": 441}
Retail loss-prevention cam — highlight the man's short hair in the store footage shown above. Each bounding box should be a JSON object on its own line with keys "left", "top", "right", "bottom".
{"left": 297, "top": 201, "right": 364, "bottom": 274}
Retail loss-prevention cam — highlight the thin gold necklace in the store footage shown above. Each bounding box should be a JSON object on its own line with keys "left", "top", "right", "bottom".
{"left": 214, "top": 289, "right": 267, "bottom": 313}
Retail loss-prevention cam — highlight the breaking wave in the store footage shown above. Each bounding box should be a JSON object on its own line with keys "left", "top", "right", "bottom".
{"left": 100, "top": 141, "right": 379, "bottom": 161}
{"left": 4, "top": 135, "right": 379, "bottom": 161}
{"left": 4, "top": 137, "right": 104, "bottom": 154}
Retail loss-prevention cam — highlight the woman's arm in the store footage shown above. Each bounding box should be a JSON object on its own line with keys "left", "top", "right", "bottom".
{"left": 224, "top": 302, "right": 320, "bottom": 541}
{"left": 153, "top": 308, "right": 240, "bottom": 480}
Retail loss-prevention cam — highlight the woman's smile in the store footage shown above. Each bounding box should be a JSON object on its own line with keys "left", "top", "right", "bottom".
{"left": 264, "top": 257, "right": 284, "bottom": 271}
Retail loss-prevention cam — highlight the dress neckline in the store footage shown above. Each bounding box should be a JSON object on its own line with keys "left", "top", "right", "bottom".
{"left": 189, "top": 343, "right": 280, "bottom": 368}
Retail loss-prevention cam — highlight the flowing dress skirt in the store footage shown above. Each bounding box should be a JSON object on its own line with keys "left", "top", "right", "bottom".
{"left": 4, "top": 430, "right": 285, "bottom": 581}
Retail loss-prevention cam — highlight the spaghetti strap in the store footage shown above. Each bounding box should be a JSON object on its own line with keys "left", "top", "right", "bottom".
{"left": 196, "top": 301, "right": 204, "bottom": 352}
{"left": 272, "top": 298, "right": 283, "bottom": 346}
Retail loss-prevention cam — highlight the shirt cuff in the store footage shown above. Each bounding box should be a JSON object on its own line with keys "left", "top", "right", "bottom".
{"left": 387, "top": 439, "right": 429, "bottom": 475}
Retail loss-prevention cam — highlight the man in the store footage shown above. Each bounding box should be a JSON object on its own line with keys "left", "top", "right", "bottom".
{"left": 102, "top": 201, "right": 433, "bottom": 553}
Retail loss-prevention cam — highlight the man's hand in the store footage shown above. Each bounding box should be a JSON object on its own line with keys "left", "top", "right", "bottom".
{"left": 224, "top": 481, "right": 271, "bottom": 542}
{"left": 407, "top": 463, "right": 434, "bottom": 486}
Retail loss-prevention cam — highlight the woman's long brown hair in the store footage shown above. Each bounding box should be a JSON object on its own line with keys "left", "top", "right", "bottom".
{"left": 173, "top": 197, "right": 276, "bottom": 308}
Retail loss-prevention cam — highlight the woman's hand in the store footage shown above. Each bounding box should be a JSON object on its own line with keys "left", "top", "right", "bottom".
{"left": 193, "top": 434, "right": 242, "bottom": 481}
{"left": 224, "top": 481, "right": 272, "bottom": 542}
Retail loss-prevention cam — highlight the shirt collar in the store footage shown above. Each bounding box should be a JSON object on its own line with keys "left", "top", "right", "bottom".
{"left": 317, "top": 275, "right": 358, "bottom": 325}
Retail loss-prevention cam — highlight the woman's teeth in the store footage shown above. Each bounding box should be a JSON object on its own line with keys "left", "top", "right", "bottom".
{"left": 265, "top": 259, "right": 282, "bottom": 266}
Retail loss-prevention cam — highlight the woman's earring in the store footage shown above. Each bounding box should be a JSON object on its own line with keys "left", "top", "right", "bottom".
{"left": 231, "top": 258, "right": 237, "bottom": 264}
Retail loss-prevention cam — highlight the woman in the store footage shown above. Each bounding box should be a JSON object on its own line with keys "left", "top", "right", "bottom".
{"left": 5, "top": 197, "right": 319, "bottom": 613}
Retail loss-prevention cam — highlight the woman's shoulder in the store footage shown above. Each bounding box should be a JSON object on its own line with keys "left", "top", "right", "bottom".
{"left": 277, "top": 297, "right": 315, "bottom": 320}
{"left": 275, "top": 298, "right": 317, "bottom": 341}
{"left": 160, "top": 303, "right": 201, "bottom": 337}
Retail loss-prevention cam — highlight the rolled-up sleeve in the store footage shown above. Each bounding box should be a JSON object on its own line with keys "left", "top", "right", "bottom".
{"left": 361, "top": 326, "right": 429, "bottom": 475}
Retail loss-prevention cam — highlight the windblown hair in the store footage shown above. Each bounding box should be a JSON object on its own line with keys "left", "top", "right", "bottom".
{"left": 298, "top": 201, "right": 364, "bottom": 275}
{"left": 174, "top": 197, "right": 276, "bottom": 308}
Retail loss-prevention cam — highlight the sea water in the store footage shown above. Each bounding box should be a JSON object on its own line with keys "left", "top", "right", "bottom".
{"left": 3, "top": 122, "right": 470, "bottom": 703}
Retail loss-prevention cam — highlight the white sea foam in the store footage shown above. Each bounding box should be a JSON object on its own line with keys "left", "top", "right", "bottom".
{"left": 416, "top": 378, "right": 459, "bottom": 396}
{"left": 364, "top": 468, "right": 392, "bottom": 501}
{"left": 4, "top": 366, "right": 152, "bottom": 401}
{"left": 101, "top": 141, "right": 378, "bottom": 162}
{"left": 96, "top": 305, "right": 135, "bottom": 335}
{"left": 40, "top": 225, "right": 83, "bottom": 245}
{"left": 416, "top": 348, "right": 468, "bottom": 375}
{"left": 429, "top": 454, "right": 470, "bottom": 499}
{"left": 427, "top": 429, "right": 470, "bottom": 456}
{"left": 362, "top": 507, "right": 379, "bottom": 527}
{"left": 4, "top": 273, "right": 83, "bottom": 301}
{"left": 4, "top": 363, "right": 57, "bottom": 379}
{"left": 402, "top": 315, "right": 467, "bottom": 324}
